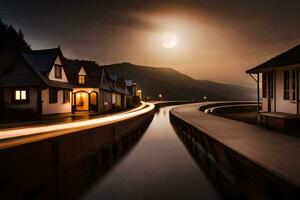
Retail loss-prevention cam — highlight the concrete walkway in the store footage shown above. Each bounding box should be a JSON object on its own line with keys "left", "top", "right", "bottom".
{"left": 171, "top": 103, "right": 300, "bottom": 188}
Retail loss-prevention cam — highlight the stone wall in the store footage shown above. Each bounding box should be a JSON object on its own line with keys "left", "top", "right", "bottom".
{"left": 170, "top": 111, "right": 300, "bottom": 199}
{"left": 0, "top": 109, "right": 155, "bottom": 200}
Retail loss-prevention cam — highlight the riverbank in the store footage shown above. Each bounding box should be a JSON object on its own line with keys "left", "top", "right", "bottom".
{"left": 0, "top": 102, "right": 155, "bottom": 199}
{"left": 211, "top": 105, "right": 258, "bottom": 125}
{"left": 170, "top": 103, "right": 300, "bottom": 199}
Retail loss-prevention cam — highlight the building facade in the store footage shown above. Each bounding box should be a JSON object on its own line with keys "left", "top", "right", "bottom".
{"left": 0, "top": 47, "right": 132, "bottom": 121}
{"left": 0, "top": 48, "right": 73, "bottom": 120}
{"left": 246, "top": 44, "right": 300, "bottom": 130}
{"left": 125, "top": 80, "right": 141, "bottom": 107}
{"left": 67, "top": 61, "right": 129, "bottom": 113}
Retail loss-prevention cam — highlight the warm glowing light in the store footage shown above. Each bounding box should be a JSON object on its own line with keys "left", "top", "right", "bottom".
{"left": 0, "top": 102, "right": 155, "bottom": 142}
{"left": 161, "top": 33, "right": 177, "bottom": 48}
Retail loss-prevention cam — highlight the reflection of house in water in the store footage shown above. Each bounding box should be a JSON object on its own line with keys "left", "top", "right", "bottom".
{"left": 0, "top": 47, "right": 134, "bottom": 121}
{"left": 246, "top": 44, "right": 300, "bottom": 131}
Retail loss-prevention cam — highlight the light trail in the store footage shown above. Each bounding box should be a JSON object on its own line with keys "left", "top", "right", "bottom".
{"left": 204, "top": 103, "right": 256, "bottom": 113}
{"left": 0, "top": 102, "right": 155, "bottom": 141}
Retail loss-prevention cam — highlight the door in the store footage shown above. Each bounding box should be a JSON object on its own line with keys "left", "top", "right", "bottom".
{"left": 75, "top": 92, "right": 89, "bottom": 111}
{"left": 90, "top": 92, "right": 98, "bottom": 112}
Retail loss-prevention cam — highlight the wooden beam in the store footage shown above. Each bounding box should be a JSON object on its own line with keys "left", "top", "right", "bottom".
{"left": 274, "top": 71, "right": 276, "bottom": 112}
{"left": 257, "top": 73, "right": 260, "bottom": 113}
{"left": 249, "top": 73, "right": 258, "bottom": 82}
{"left": 297, "top": 68, "right": 299, "bottom": 115}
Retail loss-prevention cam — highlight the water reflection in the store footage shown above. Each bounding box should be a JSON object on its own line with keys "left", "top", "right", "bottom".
{"left": 82, "top": 106, "right": 221, "bottom": 200}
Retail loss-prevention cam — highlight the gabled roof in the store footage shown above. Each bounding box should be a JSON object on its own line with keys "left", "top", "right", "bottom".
{"left": 66, "top": 60, "right": 130, "bottom": 95}
{"left": 21, "top": 48, "right": 60, "bottom": 73}
{"left": 0, "top": 47, "right": 73, "bottom": 88}
{"left": 247, "top": 44, "right": 300, "bottom": 74}
{"left": 0, "top": 54, "right": 43, "bottom": 87}
{"left": 99, "top": 69, "right": 114, "bottom": 91}
{"left": 66, "top": 61, "right": 103, "bottom": 88}
{"left": 107, "top": 73, "right": 130, "bottom": 95}
{"left": 125, "top": 80, "right": 133, "bottom": 86}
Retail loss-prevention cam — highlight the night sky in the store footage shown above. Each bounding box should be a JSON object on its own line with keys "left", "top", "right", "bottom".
{"left": 1, "top": 0, "right": 300, "bottom": 86}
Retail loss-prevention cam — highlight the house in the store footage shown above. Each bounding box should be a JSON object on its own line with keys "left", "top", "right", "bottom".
{"left": 67, "top": 61, "right": 129, "bottom": 113}
{"left": 0, "top": 47, "right": 73, "bottom": 120}
{"left": 0, "top": 47, "right": 132, "bottom": 121}
{"left": 109, "top": 75, "right": 128, "bottom": 110}
{"left": 125, "top": 80, "right": 141, "bottom": 107}
{"left": 246, "top": 44, "right": 300, "bottom": 130}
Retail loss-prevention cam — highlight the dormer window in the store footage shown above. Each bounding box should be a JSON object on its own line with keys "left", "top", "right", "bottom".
{"left": 78, "top": 75, "right": 86, "bottom": 85}
{"left": 54, "top": 64, "right": 62, "bottom": 79}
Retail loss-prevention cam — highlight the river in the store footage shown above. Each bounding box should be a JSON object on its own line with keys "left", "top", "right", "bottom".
{"left": 82, "top": 106, "right": 221, "bottom": 200}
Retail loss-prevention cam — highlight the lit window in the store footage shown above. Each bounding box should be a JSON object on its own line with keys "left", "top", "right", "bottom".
{"left": 21, "top": 90, "right": 26, "bottom": 100}
{"left": 13, "top": 89, "right": 28, "bottom": 103}
{"left": 54, "top": 65, "right": 62, "bottom": 79}
{"left": 78, "top": 75, "right": 86, "bottom": 85}
{"left": 15, "top": 90, "right": 20, "bottom": 100}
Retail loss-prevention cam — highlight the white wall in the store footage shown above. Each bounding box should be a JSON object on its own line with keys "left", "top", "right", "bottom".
{"left": 78, "top": 66, "right": 86, "bottom": 75}
{"left": 48, "top": 56, "right": 69, "bottom": 82}
{"left": 112, "top": 93, "right": 116, "bottom": 104}
{"left": 116, "top": 93, "right": 122, "bottom": 107}
{"left": 103, "top": 91, "right": 112, "bottom": 111}
{"left": 3, "top": 87, "right": 38, "bottom": 112}
{"left": 261, "top": 98, "right": 268, "bottom": 112}
{"left": 275, "top": 69, "right": 297, "bottom": 114}
{"left": 42, "top": 88, "right": 71, "bottom": 115}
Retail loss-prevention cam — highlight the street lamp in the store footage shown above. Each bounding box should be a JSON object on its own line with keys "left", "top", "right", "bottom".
{"left": 158, "top": 94, "right": 162, "bottom": 100}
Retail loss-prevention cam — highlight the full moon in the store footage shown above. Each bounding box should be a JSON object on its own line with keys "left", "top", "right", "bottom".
{"left": 161, "top": 33, "right": 177, "bottom": 48}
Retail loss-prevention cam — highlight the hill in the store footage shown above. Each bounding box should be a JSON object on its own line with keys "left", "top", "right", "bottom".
{"left": 104, "top": 62, "right": 256, "bottom": 101}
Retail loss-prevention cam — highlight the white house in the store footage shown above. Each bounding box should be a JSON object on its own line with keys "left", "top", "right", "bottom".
{"left": 0, "top": 47, "right": 73, "bottom": 120}
{"left": 0, "top": 47, "right": 131, "bottom": 121}
{"left": 66, "top": 61, "right": 129, "bottom": 113}
{"left": 246, "top": 44, "right": 300, "bottom": 130}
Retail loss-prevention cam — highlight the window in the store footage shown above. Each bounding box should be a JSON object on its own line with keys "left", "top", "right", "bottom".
{"left": 283, "top": 70, "right": 290, "bottom": 100}
{"left": 269, "top": 72, "right": 274, "bottom": 99}
{"left": 291, "top": 69, "right": 296, "bottom": 101}
{"left": 54, "top": 65, "right": 62, "bottom": 79}
{"left": 299, "top": 69, "right": 300, "bottom": 101}
{"left": 63, "top": 90, "right": 70, "bottom": 103}
{"left": 12, "top": 89, "right": 28, "bottom": 103}
{"left": 78, "top": 75, "right": 86, "bottom": 85}
{"left": 262, "top": 73, "right": 267, "bottom": 98}
{"left": 49, "top": 88, "right": 58, "bottom": 103}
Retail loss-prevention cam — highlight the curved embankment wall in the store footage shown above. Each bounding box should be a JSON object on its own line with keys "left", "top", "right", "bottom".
{"left": 170, "top": 107, "right": 300, "bottom": 199}
{"left": 0, "top": 106, "right": 155, "bottom": 200}
{"left": 153, "top": 101, "right": 195, "bottom": 111}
